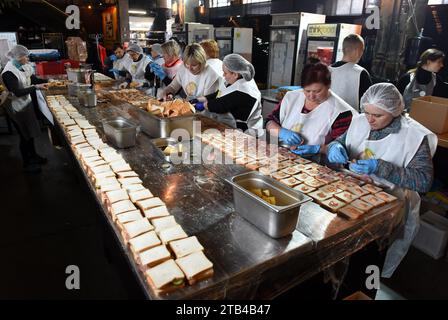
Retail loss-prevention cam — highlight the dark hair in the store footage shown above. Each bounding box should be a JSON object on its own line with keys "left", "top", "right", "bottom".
{"left": 301, "top": 62, "right": 331, "bottom": 87}
{"left": 112, "top": 43, "right": 123, "bottom": 51}
{"left": 418, "top": 48, "right": 445, "bottom": 67}
{"left": 342, "top": 34, "right": 364, "bottom": 54}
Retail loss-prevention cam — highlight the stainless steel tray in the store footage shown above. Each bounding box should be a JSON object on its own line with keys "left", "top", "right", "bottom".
{"left": 150, "top": 137, "right": 193, "bottom": 163}
{"left": 137, "top": 108, "right": 197, "bottom": 139}
{"left": 103, "top": 117, "right": 137, "bottom": 148}
{"left": 226, "top": 171, "right": 312, "bottom": 238}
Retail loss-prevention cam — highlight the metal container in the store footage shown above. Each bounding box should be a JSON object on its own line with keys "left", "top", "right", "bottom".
{"left": 137, "top": 108, "right": 197, "bottom": 139}
{"left": 67, "top": 82, "right": 78, "bottom": 96}
{"left": 151, "top": 137, "right": 192, "bottom": 163}
{"left": 226, "top": 171, "right": 312, "bottom": 238}
{"left": 66, "top": 68, "right": 92, "bottom": 84}
{"left": 84, "top": 90, "right": 97, "bottom": 107}
{"left": 103, "top": 117, "right": 137, "bottom": 148}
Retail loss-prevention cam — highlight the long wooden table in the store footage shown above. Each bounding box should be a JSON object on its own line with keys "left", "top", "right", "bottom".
{"left": 46, "top": 85, "right": 403, "bottom": 300}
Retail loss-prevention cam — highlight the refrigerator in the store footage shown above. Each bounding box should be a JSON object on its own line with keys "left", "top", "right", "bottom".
{"left": 267, "top": 12, "right": 326, "bottom": 88}
{"left": 215, "top": 27, "right": 253, "bottom": 62}
{"left": 172, "top": 23, "right": 214, "bottom": 45}
{"left": 305, "top": 23, "right": 362, "bottom": 66}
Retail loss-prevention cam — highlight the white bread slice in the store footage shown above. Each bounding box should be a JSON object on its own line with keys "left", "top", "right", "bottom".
{"left": 169, "top": 236, "right": 204, "bottom": 259}
{"left": 117, "top": 171, "right": 139, "bottom": 179}
{"left": 122, "top": 218, "right": 154, "bottom": 239}
{"left": 102, "top": 153, "right": 124, "bottom": 163}
{"left": 175, "top": 251, "right": 213, "bottom": 285}
{"left": 73, "top": 142, "right": 90, "bottom": 150}
{"left": 123, "top": 184, "right": 146, "bottom": 193}
{"left": 109, "top": 159, "right": 127, "bottom": 167}
{"left": 129, "top": 189, "right": 153, "bottom": 203}
{"left": 93, "top": 171, "right": 116, "bottom": 182}
{"left": 136, "top": 197, "right": 164, "bottom": 211}
{"left": 129, "top": 231, "right": 161, "bottom": 253}
{"left": 119, "top": 177, "right": 143, "bottom": 186}
{"left": 111, "top": 200, "right": 137, "bottom": 216}
{"left": 145, "top": 259, "right": 185, "bottom": 293}
{"left": 99, "top": 147, "right": 117, "bottom": 155}
{"left": 95, "top": 177, "right": 119, "bottom": 189}
{"left": 105, "top": 189, "right": 129, "bottom": 204}
{"left": 100, "top": 183, "right": 122, "bottom": 194}
{"left": 70, "top": 136, "right": 86, "bottom": 145}
{"left": 144, "top": 205, "right": 170, "bottom": 220}
{"left": 158, "top": 225, "right": 188, "bottom": 244}
{"left": 115, "top": 210, "right": 142, "bottom": 224}
{"left": 138, "top": 245, "right": 171, "bottom": 268}
{"left": 111, "top": 163, "right": 132, "bottom": 174}
{"left": 83, "top": 156, "right": 104, "bottom": 165}
{"left": 91, "top": 165, "right": 112, "bottom": 175}
{"left": 152, "top": 216, "right": 177, "bottom": 232}
{"left": 86, "top": 159, "right": 107, "bottom": 169}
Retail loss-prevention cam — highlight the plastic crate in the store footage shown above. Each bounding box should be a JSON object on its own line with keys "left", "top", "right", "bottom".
{"left": 35, "top": 59, "right": 80, "bottom": 76}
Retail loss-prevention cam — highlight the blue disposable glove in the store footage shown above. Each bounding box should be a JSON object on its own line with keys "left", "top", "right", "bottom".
{"left": 150, "top": 63, "right": 166, "bottom": 80}
{"left": 110, "top": 54, "right": 117, "bottom": 62}
{"left": 109, "top": 68, "right": 120, "bottom": 74}
{"left": 194, "top": 102, "right": 205, "bottom": 111}
{"left": 279, "top": 128, "right": 303, "bottom": 146}
{"left": 290, "top": 144, "right": 320, "bottom": 156}
{"left": 327, "top": 143, "right": 349, "bottom": 164}
{"left": 349, "top": 159, "right": 378, "bottom": 175}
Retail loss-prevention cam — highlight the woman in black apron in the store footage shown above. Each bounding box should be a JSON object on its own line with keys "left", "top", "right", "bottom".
{"left": 1, "top": 45, "right": 48, "bottom": 173}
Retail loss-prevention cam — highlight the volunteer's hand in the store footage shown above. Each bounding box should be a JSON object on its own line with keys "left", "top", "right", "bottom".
{"left": 279, "top": 128, "right": 303, "bottom": 146}
{"left": 150, "top": 63, "right": 166, "bottom": 80}
{"left": 196, "top": 96, "right": 207, "bottom": 103}
{"left": 119, "top": 82, "right": 128, "bottom": 89}
{"left": 349, "top": 159, "right": 378, "bottom": 175}
{"left": 110, "top": 54, "right": 117, "bottom": 62}
{"left": 164, "top": 93, "right": 173, "bottom": 101}
{"left": 290, "top": 144, "right": 320, "bottom": 156}
{"left": 35, "top": 83, "right": 48, "bottom": 90}
{"left": 109, "top": 68, "right": 119, "bottom": 74}
{"left": 327, "top": 143, "right": 349, "bottom": 164}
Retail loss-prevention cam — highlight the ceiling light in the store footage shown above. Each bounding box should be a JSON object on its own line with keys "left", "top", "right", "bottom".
{"left": 129, "top": 10, "right": 147, "bottom": 15}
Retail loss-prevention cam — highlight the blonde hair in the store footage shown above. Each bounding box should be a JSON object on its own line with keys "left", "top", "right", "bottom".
{"left": 161, "top": 40, "right": 181, "bottom": 58}
{"left": 200, "top": 39, "right": 220, "bottom": 59}
{"left": 183, "top": 43, "right": 207, "bottom": 72}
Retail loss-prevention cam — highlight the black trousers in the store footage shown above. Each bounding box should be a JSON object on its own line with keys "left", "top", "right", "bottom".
{"left": 10, "top": 118, "right": 37, "bottom": 164}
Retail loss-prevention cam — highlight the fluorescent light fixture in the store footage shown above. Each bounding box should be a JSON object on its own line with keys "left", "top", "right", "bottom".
{"left": 129, "top": 10, "right": 147, "bottom": 15}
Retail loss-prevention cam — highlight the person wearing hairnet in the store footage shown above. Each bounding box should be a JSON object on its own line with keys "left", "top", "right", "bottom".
{"left": 1, "top": 45, "right": 49, "bottom": 173}
{"left": 194, "top": 54, "right": 263, "bottom": 136}
{"left": 266, "top": 62, "right": 357, "bottom": 157}
{"left": 326, "top": 83, "right": 437, "bottom": 278}
{"left": 119, "top": 43, "right": 152, "bottom": 89}
{"left": 163, "top": 43, "right": 220, "bottom": 102}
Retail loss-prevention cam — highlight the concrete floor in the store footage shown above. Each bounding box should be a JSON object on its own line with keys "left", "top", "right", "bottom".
{"left": 0, "top": 120, "right": 447, "bottom": 300}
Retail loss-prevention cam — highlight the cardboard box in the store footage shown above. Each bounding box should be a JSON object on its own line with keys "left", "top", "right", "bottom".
{"left": 409, "top": 96, "right": 448, "bottom": 134}
{"left": 412, "top": 210, "right": 448, "bottom": 259}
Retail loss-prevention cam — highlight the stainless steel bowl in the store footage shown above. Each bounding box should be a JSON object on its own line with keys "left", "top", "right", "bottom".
{"left": 226, "top": 171, "right": 312, "bottom": 238}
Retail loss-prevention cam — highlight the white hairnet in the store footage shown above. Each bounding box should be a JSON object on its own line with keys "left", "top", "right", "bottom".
{"left": 360, "top": 83, "right": 404, "bottom": 117}
{"left": 127, "top": 43, "right": 143, "bottom": 54}
{"left": 6, "top": 45, "right": 30, "bottom": 60}
{"left": 151, "top": 43, "right": 163, "bottom": 55}
{"left": 223, "top": 53, "right": 255, "bottom": 81}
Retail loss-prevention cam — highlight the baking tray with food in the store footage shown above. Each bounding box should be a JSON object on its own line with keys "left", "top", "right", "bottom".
{"left": 137, "top": 98, "right": 198, "bottom": 139}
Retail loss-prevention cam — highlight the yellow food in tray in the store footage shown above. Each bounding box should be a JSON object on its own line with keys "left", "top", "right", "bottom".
{"left": 251, "top": 188, "right": 277, "bottom": 205}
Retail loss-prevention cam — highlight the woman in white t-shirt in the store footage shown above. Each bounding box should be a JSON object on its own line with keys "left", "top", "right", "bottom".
{"left": 163, "top": 43, "right": 221, "bottom": 101}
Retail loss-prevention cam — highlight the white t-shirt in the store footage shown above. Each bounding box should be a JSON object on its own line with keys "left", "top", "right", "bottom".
{"left": 171, "top": 64, "right": 221, "bottom": 98}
